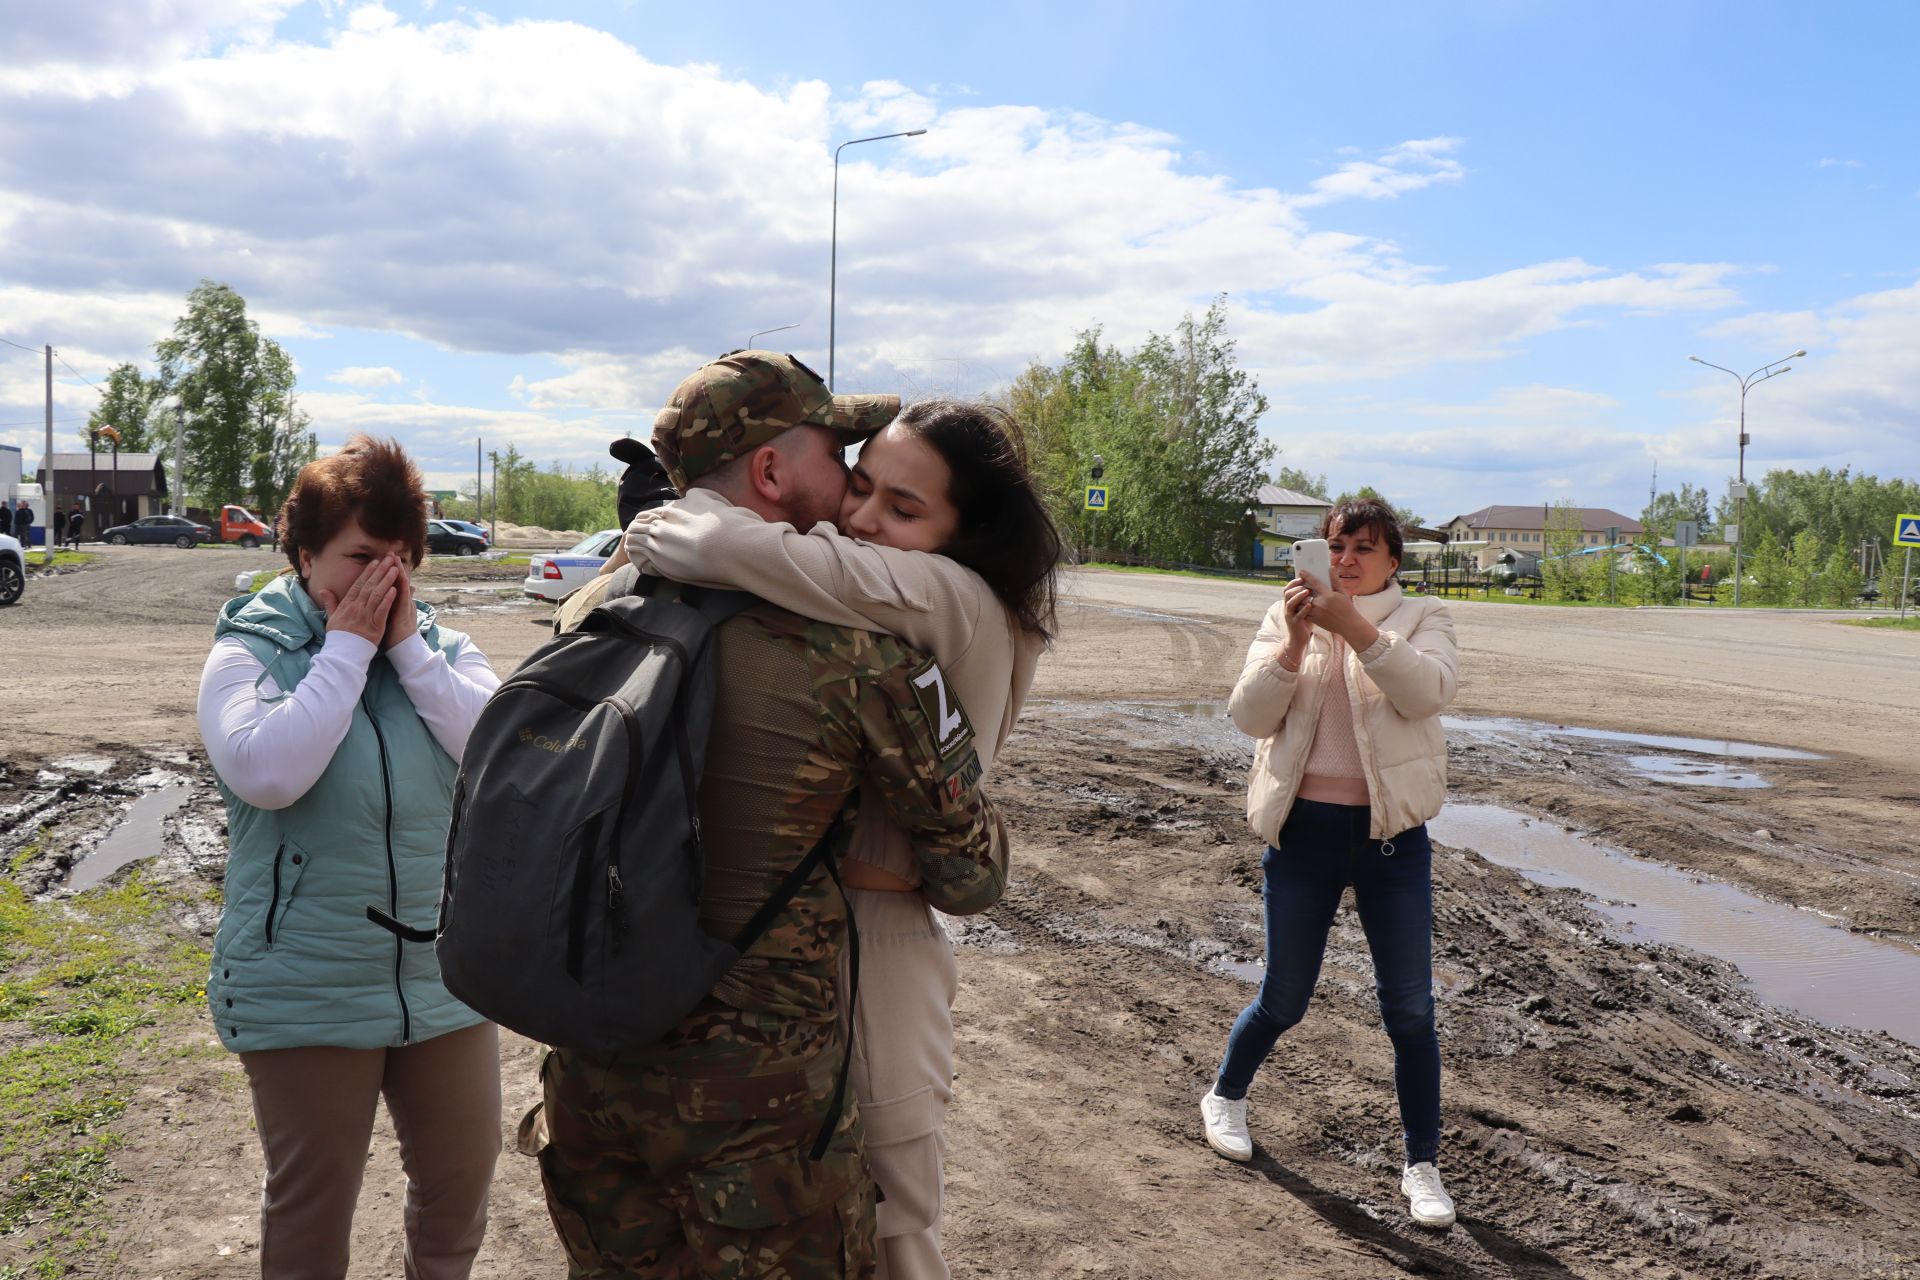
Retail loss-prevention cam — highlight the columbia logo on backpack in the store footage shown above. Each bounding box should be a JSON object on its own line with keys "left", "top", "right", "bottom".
{"left": 435, "top": 567, "right": 848, "bottom": 1054}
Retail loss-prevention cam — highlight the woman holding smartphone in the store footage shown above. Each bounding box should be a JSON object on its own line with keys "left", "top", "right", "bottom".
{"left": 1199, "top": 497, "right": 1461, "bottom": 1229}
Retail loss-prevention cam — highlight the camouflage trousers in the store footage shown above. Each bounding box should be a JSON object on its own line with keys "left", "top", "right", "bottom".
{"left": 535, "top": 1000, "right": 877, "bottom": 1279}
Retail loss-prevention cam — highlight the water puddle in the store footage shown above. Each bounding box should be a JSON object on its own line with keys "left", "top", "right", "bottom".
{"left": 1430, "top": 802, "right": 1920, "bottom": 1047}
{"left": 1210, "top": 954, "right": 1265, "bottom": 983}
{"left": 65, "top": 786, "right": 192, "bottom": 892}
{"left": 1627, "top": 756, "right": 1771, "bottom": 789}
{"left": 1443, "top": 716, "right": 1824, "bottom": 762}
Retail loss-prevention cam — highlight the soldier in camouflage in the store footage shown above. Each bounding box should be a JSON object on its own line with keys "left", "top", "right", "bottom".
{"left": 535, "top": 350, "right": 1008, "bottom": 1279}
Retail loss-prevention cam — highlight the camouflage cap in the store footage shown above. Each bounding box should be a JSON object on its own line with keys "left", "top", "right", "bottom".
{"left": 651, "top": 350, "right": 899, "bottom": 489}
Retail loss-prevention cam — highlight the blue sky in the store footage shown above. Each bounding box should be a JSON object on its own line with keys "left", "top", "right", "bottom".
{"left": 1, "top": 0, "right": 1915, "bottom": 525}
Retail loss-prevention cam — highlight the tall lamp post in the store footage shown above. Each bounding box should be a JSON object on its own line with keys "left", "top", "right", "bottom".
{"left": 1688, "top": 348, "right": 1805, "bottom": 607}
{"left": 747, "top": 322, "right": 800, "bottom": 349}
{"left": 829, "top": 128, "right": 926, "bottom": 389}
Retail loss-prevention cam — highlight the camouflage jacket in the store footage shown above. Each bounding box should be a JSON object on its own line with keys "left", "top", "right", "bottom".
{"left": 556, "top": 573, "right": 1007, "bottom": 1021}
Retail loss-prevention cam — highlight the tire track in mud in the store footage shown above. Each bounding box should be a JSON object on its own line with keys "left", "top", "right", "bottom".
{"left": 960, "top": 716, "right": 1920, "bottom": 1278}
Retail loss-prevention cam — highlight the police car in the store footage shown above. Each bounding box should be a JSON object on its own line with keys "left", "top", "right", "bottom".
{"left": 521, "top": 529, "right": 622, "bottom": 602}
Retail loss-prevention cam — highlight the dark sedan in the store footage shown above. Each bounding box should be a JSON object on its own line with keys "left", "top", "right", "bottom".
{"left": 426, "top": 519, "right": 488, "bottom": 556}
{"left": 101, "top": 515, "right": 212, "bottom": 548}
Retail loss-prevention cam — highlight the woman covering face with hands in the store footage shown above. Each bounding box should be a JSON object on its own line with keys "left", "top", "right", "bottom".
{"left": 196, "top": 435, "right": 504, "bottom": 1279}
{"left": 1200, "top": 498, "right": 1463, "bottom": 1232}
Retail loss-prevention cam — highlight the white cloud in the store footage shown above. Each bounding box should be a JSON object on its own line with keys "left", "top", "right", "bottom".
{"left": 0, "top": 8, "right": 1783, "bottom": 507}
{"left": 326, "top": 365, "right": 405, "bottom": 387}
{"left": 1816, "top": 157, "right": 1864, "bottom": 169}
{"left": 1292, "top": 137, "right": 1466, "bottom": 208}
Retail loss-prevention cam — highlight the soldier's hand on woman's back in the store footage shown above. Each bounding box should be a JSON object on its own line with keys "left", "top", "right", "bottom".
{"left": 318, "top": 554, "right": 400, "bottom": 646}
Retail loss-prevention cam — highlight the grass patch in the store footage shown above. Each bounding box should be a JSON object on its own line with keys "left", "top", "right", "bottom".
{"left": 29, "top": 551, "right": 98, "bottom": 572}
{"left": 1091, "top": 562, "right": 1280, "bottom": 585}
{"left": 1844, "top": 616, "right": 1920, "bottom": 631}
{"left": 0, "top": 868, "right": 211, "bottom": 1270}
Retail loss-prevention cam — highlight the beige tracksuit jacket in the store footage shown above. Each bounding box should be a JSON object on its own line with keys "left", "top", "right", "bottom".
{"left": 624, "top": 488, "right": 1043, "bottom": 882}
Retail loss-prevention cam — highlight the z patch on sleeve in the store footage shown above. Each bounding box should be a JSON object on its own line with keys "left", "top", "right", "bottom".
{"left": 909, "top": 657, "right": 976, "bottom": 763}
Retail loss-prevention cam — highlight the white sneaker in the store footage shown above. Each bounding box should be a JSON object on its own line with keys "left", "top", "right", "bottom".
{"left": 1401, "top": 1162, "right": 1456, "bottom": 1228}
{"left": 1200, "top": 1088, "right": 1252, "bottom": 1162}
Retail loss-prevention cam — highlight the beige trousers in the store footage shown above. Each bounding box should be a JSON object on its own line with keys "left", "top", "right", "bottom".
{"left": 847, "top": 888, "right": 960, "bottom": 1280}
{"left": 238, "top": 1021, "right": 503, "bottom": 1280}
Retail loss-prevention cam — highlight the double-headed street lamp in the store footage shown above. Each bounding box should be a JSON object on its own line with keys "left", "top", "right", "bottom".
{"left": 1687, "top": 349, "right": 1805, "bottom": 607}
{"left": 829, "top": 128, "right": 926, "bottom": 389}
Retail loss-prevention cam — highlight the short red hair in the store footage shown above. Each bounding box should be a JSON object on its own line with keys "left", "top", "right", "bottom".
{"left": 279, "top": 435, "right": 428, "bottom": 572}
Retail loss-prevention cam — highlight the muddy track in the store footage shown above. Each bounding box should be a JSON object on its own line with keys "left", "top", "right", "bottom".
{"left": 5, "top": 567, "right": 1920, "bottom": 1276}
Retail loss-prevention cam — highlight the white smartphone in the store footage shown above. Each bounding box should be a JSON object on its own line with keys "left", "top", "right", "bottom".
{"left": 1292, "top": 538, "right": 1331, "bottom": 593}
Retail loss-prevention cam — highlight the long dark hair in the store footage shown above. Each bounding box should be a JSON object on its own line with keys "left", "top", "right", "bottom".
{"left": 894, "top": 398, "right": 1061, "bottom": 639}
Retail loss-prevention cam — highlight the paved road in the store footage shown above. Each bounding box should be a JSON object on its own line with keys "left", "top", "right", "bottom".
{"left": 1060, "top": 567, "right": 1920, "bottom": 714}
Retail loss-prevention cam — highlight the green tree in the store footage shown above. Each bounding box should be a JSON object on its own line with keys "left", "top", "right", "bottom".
{"left": 154, "top": 280, "right": 308, "bottom": 511}
{"left": 1270, "top": 465, "right": 1328, "bottom": 499}
{"left": 1643, "top": 483, "right": 1713, "bottom": 539}
{"left": 1745, "top": 526, "right": 1788, "bottom": 606}
{"left": 1540, "top": 499, "right": 1589, "bottom": 601}
{"left": 1786, "top": 530, "right": 1824, "bottom": 607}
{"left": 1818, "top": 544, "right": 1863, "bottom": 608}
{"left": 1003, "top": 298, "right": 1274, "bottom": 566}
{"left": 85, "top": 363, "right": 164, "bottom": 454}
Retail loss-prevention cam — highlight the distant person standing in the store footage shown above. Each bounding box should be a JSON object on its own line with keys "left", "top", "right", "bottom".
{"left": 11, "top": 500, "right": 30, "bottom": 548}
{"left": 66, "top": 504, "right": 85, "bottom": 550}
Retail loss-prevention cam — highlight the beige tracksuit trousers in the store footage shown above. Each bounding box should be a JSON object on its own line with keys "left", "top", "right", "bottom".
{"left": 238, "top": 1021, "right": 502, "bottom": 1279}
{"left": 847, "top": 888, "right": 960, "bottom": 1280}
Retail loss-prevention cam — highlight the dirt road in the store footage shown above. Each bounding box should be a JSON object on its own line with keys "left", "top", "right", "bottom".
{"left": 2, "top": 552, "right": 1917, "bottom": 1278}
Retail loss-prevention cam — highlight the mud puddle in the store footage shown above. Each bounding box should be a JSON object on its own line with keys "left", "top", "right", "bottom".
{"left": 1443, "top": 714, "right": 1824, "bottom": 761}
{"left": 1431, "top": 801, "right": 1920, "bottom": 1047}
{"left": 1627, "top": 755, "right": 1770, "bottom": 788}
{"left": 64, "top": 785, "right": 193, "bottom": 891}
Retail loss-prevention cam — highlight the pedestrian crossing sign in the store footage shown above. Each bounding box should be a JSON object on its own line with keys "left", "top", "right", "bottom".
{"left": 1084, "top": 486, "right": 1109, "bottom": 511}
{"left": 1897, "top": 514, "right": 1920, "bottom": 547}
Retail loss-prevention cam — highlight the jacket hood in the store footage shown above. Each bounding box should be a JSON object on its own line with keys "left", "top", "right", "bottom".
{"left": 215, "top": 572, "right": 437, "bottom": 650}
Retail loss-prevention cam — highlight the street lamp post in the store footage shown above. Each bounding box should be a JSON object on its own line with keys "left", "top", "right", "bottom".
{"left": 1688, "top": 348, "right": 1805, "bottom": 607}
{"left": 829, "top": 128, "right": 927, "bottom": 389}
{"left": 747, "top": 323, "right": 800, "bottom": 350}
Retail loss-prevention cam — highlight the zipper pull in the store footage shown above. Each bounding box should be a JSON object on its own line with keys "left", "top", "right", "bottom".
{"left": 607, "top": 864, "right": 626, "bottom": 929}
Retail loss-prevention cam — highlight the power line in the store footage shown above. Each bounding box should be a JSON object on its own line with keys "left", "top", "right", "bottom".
{"left": 0, "top": 335, "right": 42, "bottom": 354}
{"left": 0, "top": 417, "right": 85, "bottom": 428}
{"left": 54, "top": 350, "right": 103, "bottom": 393}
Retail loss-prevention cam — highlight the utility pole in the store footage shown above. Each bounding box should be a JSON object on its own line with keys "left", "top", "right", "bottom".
{"left": 475, "top": 438, "right": 482, "bottom": 523}
{"left": 42, "top": 346, "right": 55, "bottom": 563}
{"left": 172, "top": 401, "right": 185, "bottom": 524}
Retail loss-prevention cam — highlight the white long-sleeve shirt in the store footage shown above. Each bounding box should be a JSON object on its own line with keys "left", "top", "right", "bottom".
{"left": 198, "top": 629, "right": 501, "bottom": 811}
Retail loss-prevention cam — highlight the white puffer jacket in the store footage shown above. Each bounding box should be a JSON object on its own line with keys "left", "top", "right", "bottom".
{"left": 1229, "top": 583, "right": 1457, "bottom": 843}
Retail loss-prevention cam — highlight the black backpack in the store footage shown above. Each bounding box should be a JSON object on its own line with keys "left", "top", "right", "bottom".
{"left": 434, "top": 569, "right": 852, "bottom": 1074}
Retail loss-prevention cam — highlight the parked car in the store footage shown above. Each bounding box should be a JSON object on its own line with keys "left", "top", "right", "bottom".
{"left": 426, "top": 519, "right": 489, "bottom": 557}
{"left": 521, "top": 529, "right": 621, "bottom": 602}
{"left": 0, "top": 532, "right": 24, "bottom": 605}
{"left": 444, "top": 519, "right": 491, "bottom": 545}
{"left": 101, "top": 515, "right": 212, "bottom": 548}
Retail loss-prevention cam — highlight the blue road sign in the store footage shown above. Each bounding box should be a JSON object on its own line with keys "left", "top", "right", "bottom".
{"left": 1084, "top": 486, "right": 1109, "bottom": 511}
{"left": 1896, "top": 514, "right": 1920, "bottom": 547}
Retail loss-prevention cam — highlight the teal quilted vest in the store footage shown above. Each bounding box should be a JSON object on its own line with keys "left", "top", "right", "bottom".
{"left": 205, "top": 574, "right": 485, "bottom": 1053}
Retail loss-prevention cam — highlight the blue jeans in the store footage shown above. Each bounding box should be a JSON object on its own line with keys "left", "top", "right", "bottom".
{"left": 1214, "top": 799, "right": 1441, "bottom": 1166}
